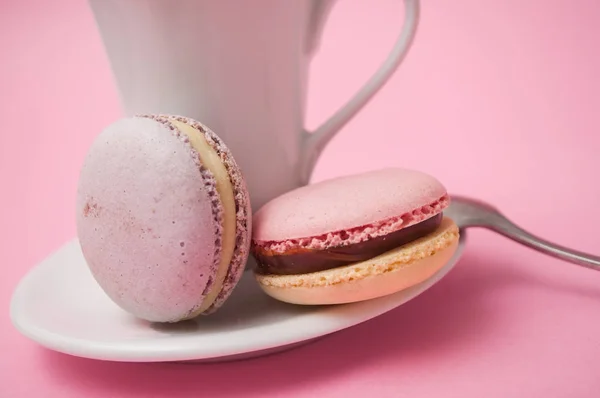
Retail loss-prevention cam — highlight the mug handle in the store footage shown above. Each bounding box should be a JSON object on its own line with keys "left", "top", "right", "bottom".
{"left": 299, "top": 0, "right": 420, "bottom": 183}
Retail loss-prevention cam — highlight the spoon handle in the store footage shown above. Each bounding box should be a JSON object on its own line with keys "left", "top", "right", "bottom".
{"left": 481, "top": 214, "right": 600, "bottom": 271}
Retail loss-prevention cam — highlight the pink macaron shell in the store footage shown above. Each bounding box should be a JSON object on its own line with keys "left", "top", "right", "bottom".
{"left": 194, "top": 122, "right": 252, "bottom": 313}
{"left": 158, "top": 114, "right": 253, "bottom": 314}
{"left": 76, "top": 117, "right": 220, "bottom": 323}
{"left": 252, "top": 168, "right": 448, "bottom": 251}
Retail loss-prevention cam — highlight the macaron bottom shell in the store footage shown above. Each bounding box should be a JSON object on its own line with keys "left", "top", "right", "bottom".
{"left": 254, "top": 217, "right": 460, "bottom": 306}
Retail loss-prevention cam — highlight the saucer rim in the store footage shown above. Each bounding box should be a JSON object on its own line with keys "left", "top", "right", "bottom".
{"left": 9, "top": 232, "right": 467, "bottom": 363}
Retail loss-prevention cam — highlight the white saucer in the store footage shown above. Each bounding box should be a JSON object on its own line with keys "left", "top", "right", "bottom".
{"left": 10, "top": 233, "right": 466, "bottom": 363}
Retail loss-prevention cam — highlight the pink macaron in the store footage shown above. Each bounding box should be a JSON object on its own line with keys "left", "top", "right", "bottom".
{"left": 251, "top": 168, "right": 460, "bottom": 305}
{"left": 76, "top": 114, "right": 251, "bottom": 323}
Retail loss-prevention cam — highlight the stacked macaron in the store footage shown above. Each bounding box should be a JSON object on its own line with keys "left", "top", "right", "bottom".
{"left": 250, "top": 168, "right": 459, "bottom": 305}
{"left": 76, "top": 115, "right": 251, "bottom": 323}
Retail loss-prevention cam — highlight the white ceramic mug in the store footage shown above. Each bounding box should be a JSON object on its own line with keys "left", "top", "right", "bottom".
{"left": 88, "top": 0, "right": 420, "bottom": 211}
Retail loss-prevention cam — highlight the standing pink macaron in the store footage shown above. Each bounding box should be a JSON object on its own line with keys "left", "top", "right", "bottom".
{"left": 251, "top": 168, "right": 459, "bottom": 305}
{"left": 76, "top": 115, "right": 251, "bottom": 323}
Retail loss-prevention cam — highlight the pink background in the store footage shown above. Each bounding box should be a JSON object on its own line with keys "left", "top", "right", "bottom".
{"left": 2, "top": 0, "right": 600, "bottom": 397}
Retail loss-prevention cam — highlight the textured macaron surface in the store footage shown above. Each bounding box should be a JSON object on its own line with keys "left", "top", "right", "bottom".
{"left": 252, "top": 168, "right": 449, "bottom": 253}
{"left": 256, "top": 217, "right": 459, "bottom": 289}
{"left": 76, "top": 117, "right": 221, "bottom": 322}
{"left": 151, "top": 114, "right": 253, "bottom": 314}
{"left": 254, "top": 218, "right": 460, "bottom": 306}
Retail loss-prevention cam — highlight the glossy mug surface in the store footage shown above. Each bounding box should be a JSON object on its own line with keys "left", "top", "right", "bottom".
{"left": 88, "top": 0, "right": 420, "bottom": 211}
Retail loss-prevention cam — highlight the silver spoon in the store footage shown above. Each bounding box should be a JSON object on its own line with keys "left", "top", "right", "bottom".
{"left": 445, "top": 195, "right": 600, "bottom": 271}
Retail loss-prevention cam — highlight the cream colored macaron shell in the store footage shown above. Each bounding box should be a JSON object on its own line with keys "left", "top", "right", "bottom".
{"left": 255, "top": 217, "right": 459, "bottom": 305}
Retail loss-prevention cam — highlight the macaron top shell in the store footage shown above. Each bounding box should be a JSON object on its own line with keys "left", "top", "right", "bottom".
{"left": 76, "top": 117, "right": 223, "bottom": 322}
{"left": 252, "top": 168, "right": 449, "bottom": 252}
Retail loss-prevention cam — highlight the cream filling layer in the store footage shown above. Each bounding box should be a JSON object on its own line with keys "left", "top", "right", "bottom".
{"left": 170, "top": 119, "right": 236, "bottom": 314}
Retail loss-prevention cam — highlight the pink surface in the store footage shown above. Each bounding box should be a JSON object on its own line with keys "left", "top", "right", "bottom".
{"left": 253, "top": 168, "right": 447, "bottom": 250}
{"left": 2, "top": 0, "right": 600, "bottom": 397}
{"left": 76, "top": 117, "right": 221, "bottom": 322}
